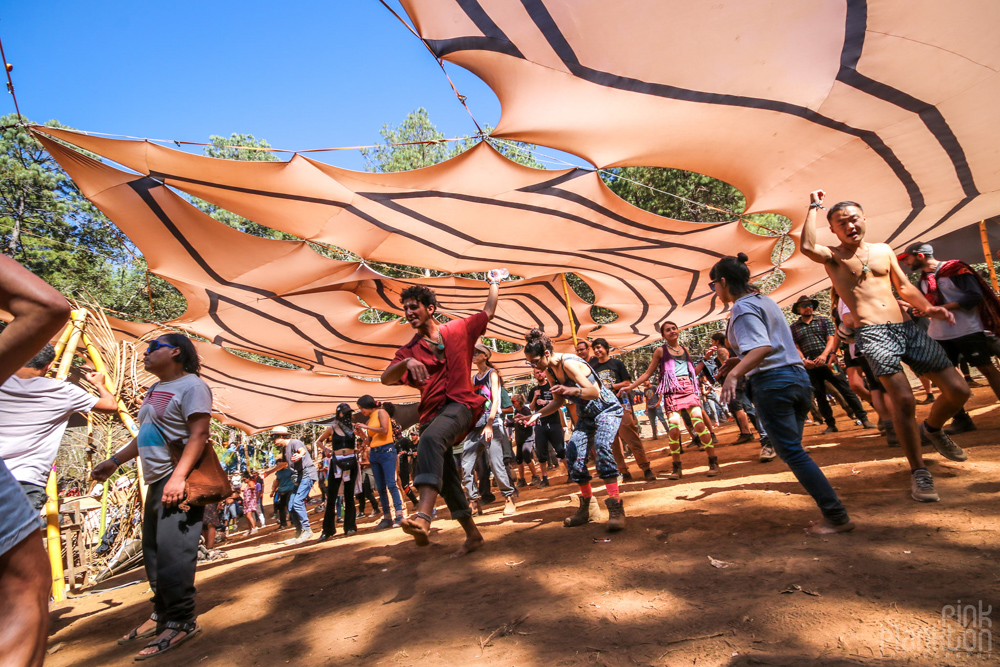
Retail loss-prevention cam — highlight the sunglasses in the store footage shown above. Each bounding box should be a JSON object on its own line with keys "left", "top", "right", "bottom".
{"left": 708, "top": 281, "right": 716, "bottom": 292}
{"left": 146, "top": 340, "right": 178, "bottom": 354}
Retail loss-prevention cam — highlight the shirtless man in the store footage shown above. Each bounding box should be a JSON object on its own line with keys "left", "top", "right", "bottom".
{"left": 800, "top": 190, "right": 970, "bottom": 502}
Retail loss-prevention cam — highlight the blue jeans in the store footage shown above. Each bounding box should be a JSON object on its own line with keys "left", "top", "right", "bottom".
{"left": 289, "top": 476, "right": 314, "bottom": 534}
{"left": 747, "top": 365, "right": 849, "bottom": 525}
{"left": 566, "top": 406, "right": 622, "bottom": 484}
{"left": 647, "top": 405, "right": 669, "bottom": 436}
{"left": 369, "top": 445, "right": 403, "bottom": 519}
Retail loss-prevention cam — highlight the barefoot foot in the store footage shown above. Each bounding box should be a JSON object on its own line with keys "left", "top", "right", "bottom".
{"left": 805, "top": 519, "right": 856, "bottom": 535}
{"left": 450, "top": 535, "right": 485, "bottom": 558}
{"left": 400, "top": 516, "right": 431, "bottom": 546}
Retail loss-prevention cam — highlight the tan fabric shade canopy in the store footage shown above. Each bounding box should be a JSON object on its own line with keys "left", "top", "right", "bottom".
{"left": 28, "top": 1, "right": 1000, "bottom": 431}
{"left": 401, "top": 0, "right": 1000, "bottom": 251}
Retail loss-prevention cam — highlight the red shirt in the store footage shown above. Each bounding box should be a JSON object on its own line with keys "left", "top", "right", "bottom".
{"left": 389, "top": 311, "right": 488, "bottom": 425}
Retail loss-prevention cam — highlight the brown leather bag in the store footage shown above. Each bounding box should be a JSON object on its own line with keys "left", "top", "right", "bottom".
{"left": 166, "top": 436, "right": 233, "bottom": 511}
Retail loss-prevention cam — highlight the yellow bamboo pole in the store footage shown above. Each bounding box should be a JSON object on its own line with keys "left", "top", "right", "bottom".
{"left": 50, "top": 320, "right": 75, "bottom": 367}
{"left": 53, "top": 310, "right": 87, "bottom": 381}
{"left": 979, "top": 220, "right": 999, "bottom": 293}
{"left": 45, "top": 468, "right": 65, "bottom": 602}
{"left": 80, "top": 329, "right": 144, "bottom": 510}
{"left": 560, "top": 273, "right": 579, "bottom": 347}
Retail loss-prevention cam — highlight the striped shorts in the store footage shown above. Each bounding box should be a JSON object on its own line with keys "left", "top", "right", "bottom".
{"left": 855, "top": 319, "right": 951, "bottom": 378}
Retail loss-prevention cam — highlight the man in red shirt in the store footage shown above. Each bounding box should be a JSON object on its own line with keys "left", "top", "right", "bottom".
{"left": 381, "top": 271, "right": 502, "bottom": 557}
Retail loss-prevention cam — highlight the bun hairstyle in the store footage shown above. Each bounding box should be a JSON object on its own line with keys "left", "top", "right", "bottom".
{"left": 709, "top": 252, "right": 755, "bottom": 297}
{"left": 524, "top": 327, "right": 553, "bottom": 357}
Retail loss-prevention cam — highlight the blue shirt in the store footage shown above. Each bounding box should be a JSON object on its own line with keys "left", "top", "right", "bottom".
{"left": 727, "top": 293, "right": 804, "bottom": 377}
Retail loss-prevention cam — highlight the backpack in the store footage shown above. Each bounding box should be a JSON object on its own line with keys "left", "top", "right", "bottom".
{"left": 500, "top": 385, "right": 513, "bottom": 410}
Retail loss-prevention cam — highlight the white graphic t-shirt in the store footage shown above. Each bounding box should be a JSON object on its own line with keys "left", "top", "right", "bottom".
{"left": 136, "top": 374, "right": 213, "bottom": 484}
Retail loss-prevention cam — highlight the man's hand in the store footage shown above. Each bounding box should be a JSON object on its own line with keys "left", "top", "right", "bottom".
{"left": 924, "top": 305, "right": 956, "bottom": 325}
{"left": 810, "top": 190, "right": 826, "bottom": 206}
{"left": 802, "top": 358, "right": 816, "bottom": 369}
{"left": 715, "top": 357, "right": 740, "bottom": 380}
{"left": 487, "top": 268, "right": 509, "bottom": 284}
{"left": 291, "top": 451, "right": 304, "bottom": 463}
{"left": 162, "top": 472, "right": 187, "bottom": 508}
{"left": 405, "top": 357, "right": 429, "bottom": 385}
{"left": 84, "top": 371, "right": 105, "bottom": 387}
{"left": 91, "top": 459, "right": 117, "bottom": 482}
{"left": 720, "top": 373, "right": 740, "bottom": 405}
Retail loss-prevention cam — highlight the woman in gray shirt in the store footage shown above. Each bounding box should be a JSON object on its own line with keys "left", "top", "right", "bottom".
{"left": 712, "top": 253, "right": 854, "bottom": 535}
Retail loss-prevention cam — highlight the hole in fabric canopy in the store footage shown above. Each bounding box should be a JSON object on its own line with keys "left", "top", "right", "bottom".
{"left": 600, "top": 166, "right": 747, "bottom": 223}
{"left": 753, "top": 268, "right": 785, "bottom": 295}
{"left": 563, "top": 273, "right": 618, "bottom": 324}
{"left": 358, "top": 307, "right": 401, "bottom": 324}
{"left": 223, "top": 347, "right": 308, "bottom": 370}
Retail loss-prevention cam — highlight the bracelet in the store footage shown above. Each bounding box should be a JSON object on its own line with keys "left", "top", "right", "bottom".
{"left": 809, "top": 202, "right": 827, "bottom": 210}
{"left": 110, "top": 454, "right": 121, "bottom": 468}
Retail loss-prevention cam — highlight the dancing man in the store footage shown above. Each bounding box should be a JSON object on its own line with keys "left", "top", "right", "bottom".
{"left": 381, "top": 270, "right": 504, "bottom": 556}
{"left": 801, "top": 190, "right": 970, "bottom": 502}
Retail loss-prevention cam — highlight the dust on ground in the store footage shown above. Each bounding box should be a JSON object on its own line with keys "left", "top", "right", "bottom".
{"left": 45, "top": 385, "right": 1000, "bottom": 666}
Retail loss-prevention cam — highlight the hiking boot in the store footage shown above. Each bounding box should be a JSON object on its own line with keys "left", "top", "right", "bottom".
{"left": 911, "top": 469, "right": 939, "bottom": 502}
{"left": 605, "top": 498, "right": 626, "bottom": 532}
{"left": 529, "top": 475, "right": 541, "bottom": 486}
{"left": 859, "top": 419, "right": 877, "bottom": 429}
{"left": 759, "top": 443, "right": 777, "bottom": 463}
{"left": 920, "top": 423, "right": 967, "bottom": 462}
{"left": 538, "top": 477, "right": 550, "bottom": 488}
{"left": 643, "top": 468, "right": 657, "bottom": 483}
{"left": 374, "top": 518, "right": 393, "bottom": 531}
{"left": 515, "top": 478, "right": 527, "bottom": 488}
{"left": 706, "top": 456, "right": 720, "bottom": 477}
{"left": 564, "top": 495, "right": 601, "bottom": 527}
{"left": 734, "top": 432, "right": 754, "bottom": 444}
{"left": 822, "top": 424, "right": 839, "bottom": 434}
{"left": 667, "top": 462, "right": 683, "bottom": 480}
{"left": 945, "top": 412, "right": 977, "bottom": 435}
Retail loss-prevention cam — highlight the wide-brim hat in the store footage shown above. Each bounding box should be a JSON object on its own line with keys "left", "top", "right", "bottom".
{"left": 474, "top": 343, "right": 492, "bottom": 359}
{"left": 792, "top": 295, "right": 820, "bottom": 314}
{"left": 270, "top": 425, "right": 290, "bottom": 436}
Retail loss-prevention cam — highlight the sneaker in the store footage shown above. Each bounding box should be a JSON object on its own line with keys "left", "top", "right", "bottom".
{"left": 367, "top": 510, "right": 380, "bottom": 518}
{"left": 515, "top": 478, "right": 527, "bottom": 488}
{"left": 393, "top": 517, "right": 403, "bottom": 528}
{"left": 911, "top": 469, "right": 939, "bottom": 502}
{"left": 374, "top": 518, "right": 393, "bottom": 531}
{"left": 920, "top": 423, "right": 967, "bottom": 462}
{"left": 759, "top": 443, "right": 777, "bottom": 463}
{"left": 295, "top": 530, "right": 316, "bottom": 544}
{"left": 503, "top": 498, "right": 517, "bottom": 516}
{"left": 734, "top": 432, "right": 754, "bottom": 444}
{"left": 822, "top": 424, "right": 839, "bottom": 434}
{"left": 538, "top": 478, "right": 550, "bottom": 488}
{"left": 945, "top": 412, "right": 977, "bottom": 435}
{"left": 643, "top": 468, "right": 657, "bottom": 482}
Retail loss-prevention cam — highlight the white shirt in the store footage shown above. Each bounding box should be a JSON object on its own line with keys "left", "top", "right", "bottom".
{"left": 0, "top": 375, "right": 99, "bottom": 486}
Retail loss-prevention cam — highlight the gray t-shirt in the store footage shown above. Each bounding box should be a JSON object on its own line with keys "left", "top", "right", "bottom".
{"left": 727, "top": 293, "right": 804, "bottom": 377}
{"left": 0, "top": 376, "right": 99, "bottom": 486}
{"left": 136, "top": 374, "right": 213, "bottom": 484}
{"left": 285, "top": 438, "right": 318, "bottom": 483}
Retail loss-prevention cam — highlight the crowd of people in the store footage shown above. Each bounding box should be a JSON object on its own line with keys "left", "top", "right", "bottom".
{"left": 1, "top": 190, "right": 998, "bottom": 663}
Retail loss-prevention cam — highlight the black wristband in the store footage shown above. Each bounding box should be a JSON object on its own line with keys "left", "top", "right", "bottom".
{"left": 110, "top": 454, "right": 121, "bottom": 468}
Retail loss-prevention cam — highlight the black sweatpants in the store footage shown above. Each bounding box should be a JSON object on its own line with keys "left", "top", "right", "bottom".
{"left": 323, "top": 460, "right": 358, "bottom": 535}
{"left": 413, "top": 401, "right": 474, "bottom": 521}
{"left": 143, "top": 476, "right": 204, "bottom": 624}
{"left": 807, "top": 365, "right": 867, "bottom": 426}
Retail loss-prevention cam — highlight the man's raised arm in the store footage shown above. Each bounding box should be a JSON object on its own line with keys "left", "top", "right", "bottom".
{"left": 800, "top": 190, "right": 834, "bottom": 264}
{"left": 484, "top": 269, "right": 505, "bottom": 321}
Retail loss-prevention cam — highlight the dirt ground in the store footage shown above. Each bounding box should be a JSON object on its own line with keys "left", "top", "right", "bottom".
{"left": 46, "top": 383, "right": 999, "bottom": 666}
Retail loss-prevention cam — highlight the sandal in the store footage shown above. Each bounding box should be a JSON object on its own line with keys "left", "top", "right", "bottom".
{"left": 400, "top": 512, "right": 432, "bottom": 547}
{"left": 118, "top": 613, "right": 159, "bottom": 645}
{"left": 134, "top": 620, "right": 201, "bottom": 660}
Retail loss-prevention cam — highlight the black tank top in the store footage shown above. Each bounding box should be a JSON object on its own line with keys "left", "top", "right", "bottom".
{"left": 329, "top": 425, "right": 356, "bottom": 450}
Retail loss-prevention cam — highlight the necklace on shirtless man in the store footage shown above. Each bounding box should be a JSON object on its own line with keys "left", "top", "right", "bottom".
{"left": 851, "top": 243, "right": 872, "bottom": 280}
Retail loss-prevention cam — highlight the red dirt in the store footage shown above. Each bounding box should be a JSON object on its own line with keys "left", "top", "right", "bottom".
{"left": 45, "top": 385, "right": 1000, "bottom": 666}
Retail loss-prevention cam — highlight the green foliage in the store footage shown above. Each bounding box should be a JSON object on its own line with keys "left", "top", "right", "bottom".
{"left": 189, "top": 133, "right": 294, "bottom": 239}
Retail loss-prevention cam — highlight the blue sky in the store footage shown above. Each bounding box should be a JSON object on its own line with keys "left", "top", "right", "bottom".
{"left": 1, "top": 1, "right": 581, "bottom": 171}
